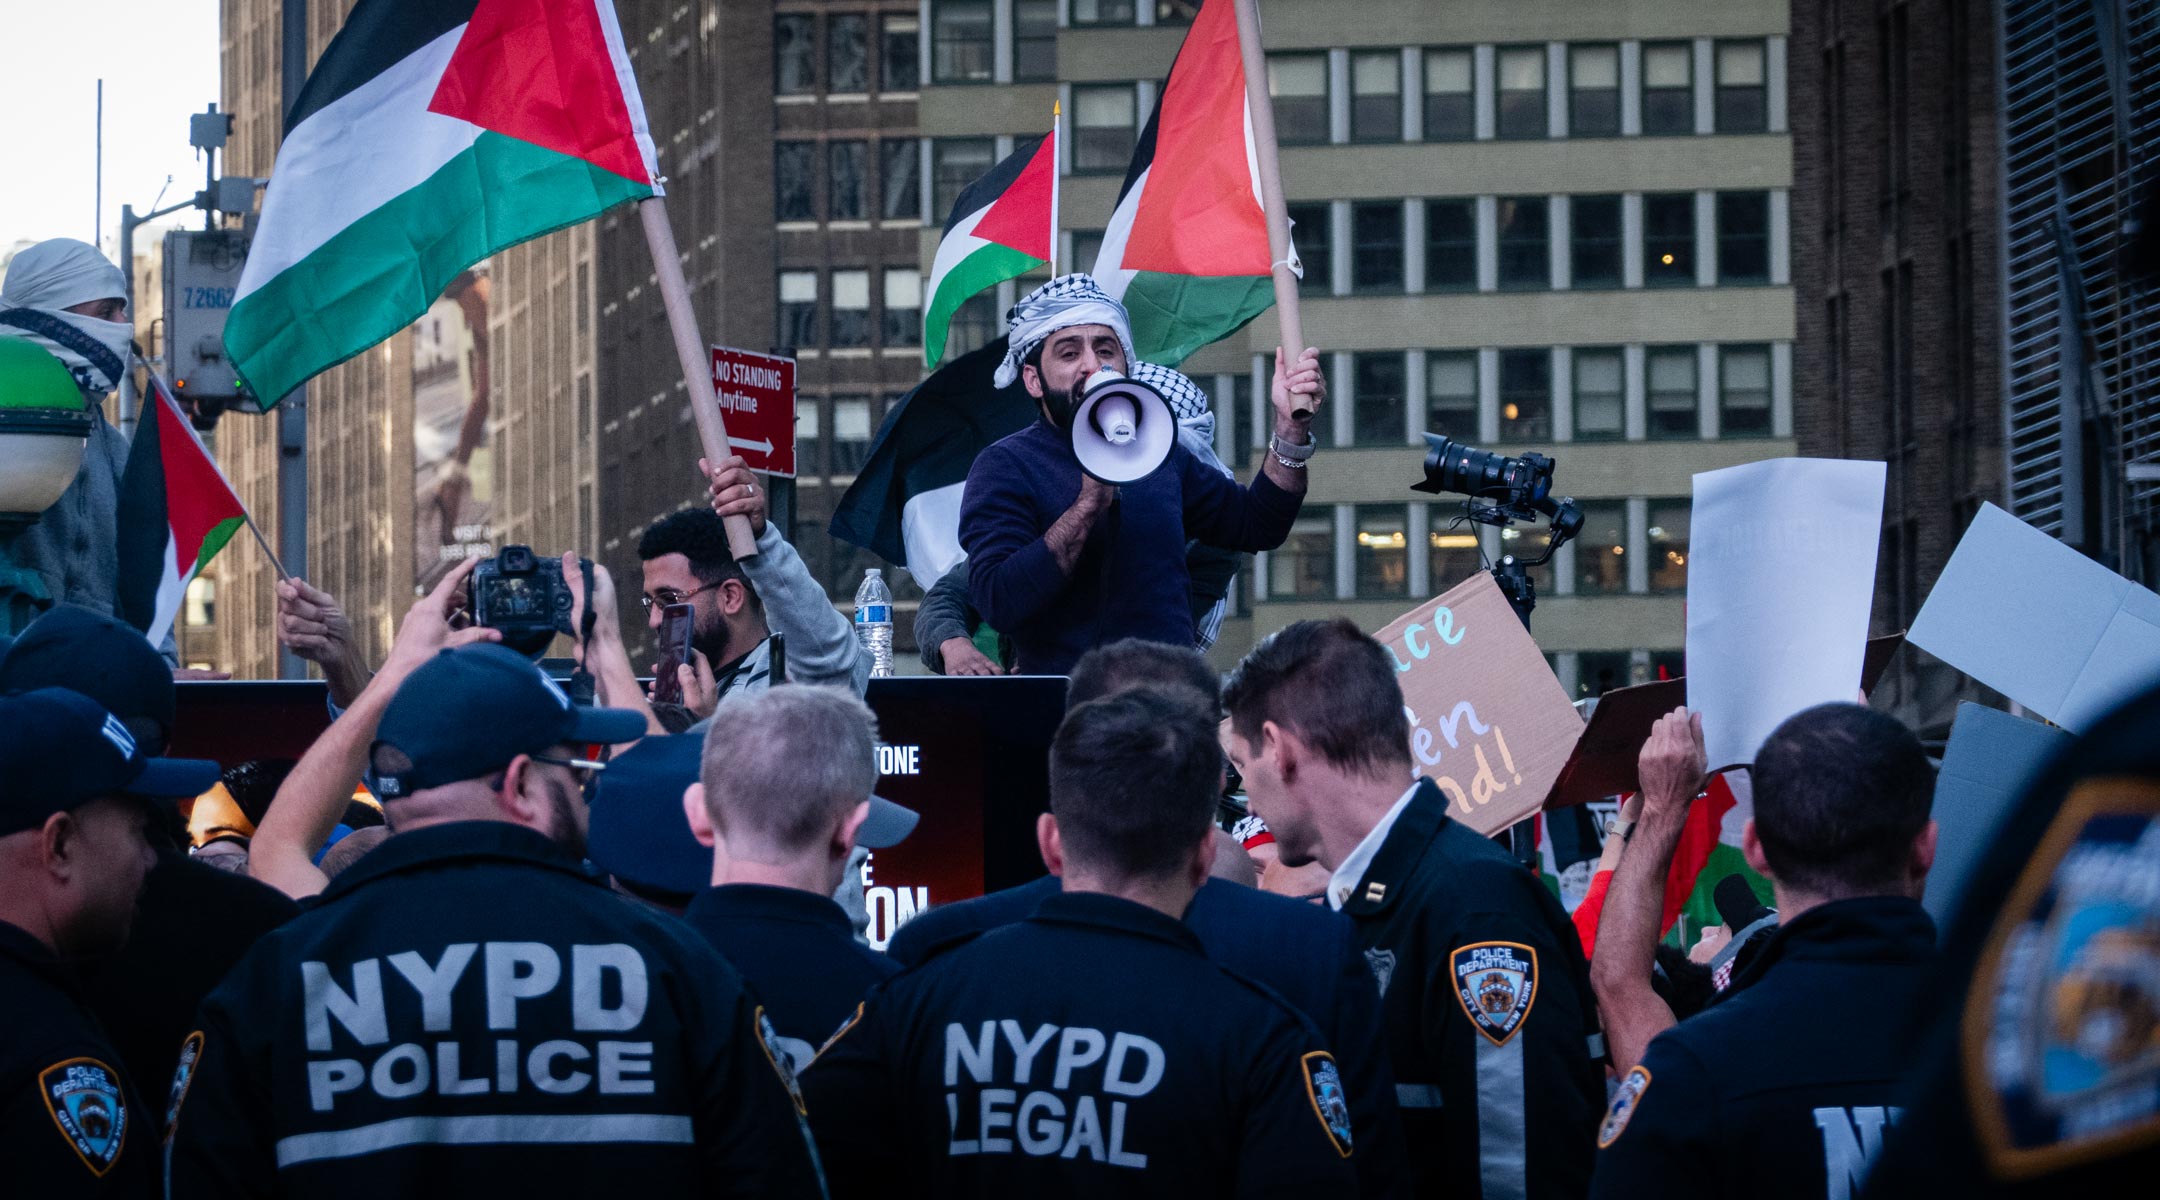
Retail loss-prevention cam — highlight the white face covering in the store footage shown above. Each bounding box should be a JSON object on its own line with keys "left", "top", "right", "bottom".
{"left": 0, "top": 238, "right": 132, "bottom": 396}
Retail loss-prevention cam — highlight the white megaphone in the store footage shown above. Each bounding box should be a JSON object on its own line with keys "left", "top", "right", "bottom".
{"left": 1071, "top": 368, "right": 1176, "bottom": 484}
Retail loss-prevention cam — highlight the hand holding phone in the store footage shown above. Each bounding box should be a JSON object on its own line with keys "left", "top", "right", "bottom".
{"left": 650, "top": 603, "right": 696, "bottom": 706}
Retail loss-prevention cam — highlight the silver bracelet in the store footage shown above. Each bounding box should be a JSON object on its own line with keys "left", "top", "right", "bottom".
{"left": 1270, "top": 432, "right": 1316, "bottom": 469}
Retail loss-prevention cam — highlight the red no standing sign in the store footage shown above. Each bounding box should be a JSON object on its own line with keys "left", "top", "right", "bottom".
{"left": 708, "top": 345, "right": 798, "bottom": 478}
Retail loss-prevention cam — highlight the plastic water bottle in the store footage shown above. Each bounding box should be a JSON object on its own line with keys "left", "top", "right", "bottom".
{"left": 854, "top": 568, "right": 895, "bottom": 677}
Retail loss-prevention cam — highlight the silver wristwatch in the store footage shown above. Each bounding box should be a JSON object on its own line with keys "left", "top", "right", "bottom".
{"left": 1269, "top": 432, "right": 1317, "bottom": 469}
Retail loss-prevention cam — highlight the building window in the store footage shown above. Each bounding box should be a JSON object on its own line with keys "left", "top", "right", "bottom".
{"left": 1641, "top": 41, "right": 1693, "bottom": 135}
{"left": 1716, "top": 191, "right": 1770, "bottom": 284}
{"left": 1351, "top": 202, "right": 1404, "bottom": 293}
{"left": 1575, "top": 500, "right": 1628, "bottom": 594}
{"left": 1499, "top": 348, "right": 1551, "bottom": 440}
{"left": 796, "top": 401, "right": 823, "bottom": 478}
{"left": 1289, "top": 202, "right": 1332, "bottom": 295}
{"left": 833, "top": 396, "right": 873, "bottom": 476}
{"left": 1573, "top": 349, "right": 1624, "bottom": 440}
{"left": 933, "top": 139, "right": 994, "bottom": 218}
{"left": 776, "top": 14, "right": 817, "bottom": 95}
{"left": 931, "top": 0, "right": 993, "bottom": 83}
{"left": 777, "top": 271, "right": 818, "bottom": 348}
{"left": 883, "top": 269, "right": 922, "bottom": 347}
{"left": 1073, "top": 85, "right": 1139, "bottom": 172}
{"left": 1351, "top": 50, "right": 1403, "bottom": 142}
{"left": 1643, "top": 193, "right": 1696, "bottom": 287}
{"left": 1226, "top": 372, "right": 1253, "bottom": 469}
{"left": 1648, "top": 500, "right": 1690, "bottom": 591}
{"left": 831, "top": 269, "right": 871, "bottom": 348}
{"left": 829, "top": 14, "right": 868, "bottom": 93}
{"left": 1715, "top": 40, "right": 1768, "bottom": 132}
{"left": 1569, "top": 44, "right": 1620, "bottom": 136}
{"left": 828, "top": 141, "right": 867, "bottom": 221}
{"left": 1496, "top": 196, "right": 1549, "bottom": 290}
{"left": 1014, "top": 0, "right": 1058, "bottom": 82}
{"left": 947, "top": 292, "right": 997, "bottom": 358}
{"left": 1072, "top": 0, "right": 1137, "bottom": 24}
{"left": 1646, "top": 347, "right": 1699, "bottom": 438}
{"left": 1269, "top": 53, "right": 1330, "bottom": 145}
{"left": 1270, "top": 517, "right": 1334, "bottom": 598}
{"left": 775, "top": 141, "right": 816, "bottom": 221}
{"left": 1425, "top": 198, "right": 1476, "bottom": 292}
{"left": 184, "top": 577, "right": 216, "bottom": 628}
{"left": 1356, "top": 506, "right": 1410, "bottom": 596}
{"left": 1570, "top": 194, "right": 1622, "bottom": 288}
{"left": 1353, "top": 352, "right": 1405, "bottom": 445}
{"left": 1496, "top": 46, "right": 1548, "bottom": 139}
{"left": 1426, "top": 351, "right": 1478, "bottom": 438}
{"left": 880, "top": 139, "right": 921, "bottom": 222}
{"left": 1071, "top": 229, "right": 1106, "bottom": 273}
{"left": 1423, "top": 48, "right": 1474, "bottom": 141}
{"left": 1720, "top": 344, "right": 1773, "bottom": 436}
{"left": 881, "top": 15, "right": 920, "bottom": 92}
{"left": 1429, "top": 520, "right": 1482, "bottom": 593}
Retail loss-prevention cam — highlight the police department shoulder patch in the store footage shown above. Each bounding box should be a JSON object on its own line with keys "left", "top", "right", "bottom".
{"left": 165, "top": 1032, "right": 203, "bottom": 1143}
{"left": 1598, "top": 1065, "right": 1651, "bottom": 1148}
{"left": 1301, "top": 1051, "right": 1355, "bottom": 1157}
{"left": 1451, "top": 941, "right": 1538, "bottom": 1046}
{"left": 40, "top": 1057, "right": 128, "bottom": 1176}
{"left": 754, "top": 1007, "right": 809, "bottom": 1116}
{"left": 1963, "top": 777, "right": 2160, "bottom": 1180}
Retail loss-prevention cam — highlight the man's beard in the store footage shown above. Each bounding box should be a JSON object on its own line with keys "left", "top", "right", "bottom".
{"left": 541, "top": 775, "right": 588, "bottom": 861}
{"left": 692, "top": 606, "right": 734, "bottom": 669}
{"left": 1040, "top": 377, "right": 1081, "bottom": 431}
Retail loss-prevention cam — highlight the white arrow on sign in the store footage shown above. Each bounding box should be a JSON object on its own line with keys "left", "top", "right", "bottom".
{"left": 728, "top": 436, "right": 775, "bottom": 456}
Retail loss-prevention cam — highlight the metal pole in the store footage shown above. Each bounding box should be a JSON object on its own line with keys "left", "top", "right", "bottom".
{"left": 95, "top": 81, "right": 104, "bottom": 249}
{"left": 118, "top": 206, "right": 137, "bottom": 437}
{"left": 277, "top": 0, "right": 310, "bottom": 679}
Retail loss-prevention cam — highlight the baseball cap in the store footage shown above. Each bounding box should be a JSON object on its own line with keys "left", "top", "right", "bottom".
{"left": 587, "top": 732, "right": 919, "bottom": 897}
{"left": 368, "top": 644, "right": 649, "bottom": 798}
{"left": 0, "top": 604, "right": 176, "bottom": 750}
{"left": 0, "top": 688, "right": 221, "bottom": 837}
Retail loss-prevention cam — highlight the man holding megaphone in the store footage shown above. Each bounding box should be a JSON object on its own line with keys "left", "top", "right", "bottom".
{"left": 959, "top": 274, "right": 1322, "bottom": 677}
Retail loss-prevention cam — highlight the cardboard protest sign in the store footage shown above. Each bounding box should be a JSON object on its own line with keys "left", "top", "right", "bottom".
{"left": 1687, "top": 457, "right": 1886, "bottom": 771}
{"left": 1908, "top": 502, "right": 2160, "bottom": 732}
{"left": 1374, "top": 571, "right": 1583, "bottom": 835}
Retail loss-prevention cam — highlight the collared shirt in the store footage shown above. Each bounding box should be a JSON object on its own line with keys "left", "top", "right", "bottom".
{"left": 1327, "top": 780, "right": 1422, "bottom": 911}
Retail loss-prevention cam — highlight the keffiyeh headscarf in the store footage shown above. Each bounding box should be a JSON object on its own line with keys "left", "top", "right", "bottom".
{"left": 0, "top": 238, "right": 133, "bottom": 397}
{"left": 994, "top": 274, "right": 1140, "bottom": 390}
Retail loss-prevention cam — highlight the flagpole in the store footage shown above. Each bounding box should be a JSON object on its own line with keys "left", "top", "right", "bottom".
{"left": 637, "top": 197, "right": 760, "bottom": 561}
{"left": 1229, "top": 0, "right": 1313, "bottom": 421}
{"left": 243, "top": 515, "right": 291, "bottom": 581}
{"left": 1049, "top": 100, "right": 1062, "bottom": 277}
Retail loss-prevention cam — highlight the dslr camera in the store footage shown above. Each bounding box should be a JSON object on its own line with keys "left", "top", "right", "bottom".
{"left": 470, "top": 545, "right": 576, "bottom": 656}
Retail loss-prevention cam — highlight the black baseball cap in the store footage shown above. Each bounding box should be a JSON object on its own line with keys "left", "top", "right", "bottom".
{"left": 0, "top": 688, "right": 221, "bottom": 837}
{"left": 368, "top": 644, "right": 649, "bottom": 798}
{"left": 588, "top": 732, "right": 919, "bottom": 897}
{"left": 0, "top": 604, "right": 176, "bottom": 750}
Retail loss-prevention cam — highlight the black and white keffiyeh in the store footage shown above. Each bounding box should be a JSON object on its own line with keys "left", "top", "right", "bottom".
{"left": 994, "top": 273, "right": 1140, "bottom": 390}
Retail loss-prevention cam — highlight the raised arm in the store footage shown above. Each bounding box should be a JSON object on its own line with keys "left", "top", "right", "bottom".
{"left": 705, "top": 454, "right": 869, "bottom": 694}
{"left": 1590, "top": 707, "right": 1706, "bottom": 1072}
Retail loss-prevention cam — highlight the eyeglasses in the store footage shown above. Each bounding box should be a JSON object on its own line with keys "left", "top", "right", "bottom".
{"left": 639, "top": 582, "right": 724, "bottom": 612}
{"left": 529, "top": 752, "right": 607, "bottom": 789}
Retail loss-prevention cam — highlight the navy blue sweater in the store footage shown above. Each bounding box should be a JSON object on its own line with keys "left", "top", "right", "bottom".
{"left": 959, "top": 418, "right": 1302, "bottom": 675}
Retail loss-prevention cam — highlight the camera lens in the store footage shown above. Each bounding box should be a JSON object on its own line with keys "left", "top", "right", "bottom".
{"left": 1415, "top": 434, "right": 1548, "bottom": 502}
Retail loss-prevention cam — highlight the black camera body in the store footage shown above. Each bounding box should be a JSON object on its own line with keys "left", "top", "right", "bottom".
{"left": 470, "top": 545, "right": 575, "bottom": 656}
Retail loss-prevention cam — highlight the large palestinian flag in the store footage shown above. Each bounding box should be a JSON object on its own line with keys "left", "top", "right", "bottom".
{"left": 924, "top": 127, "right": 1057, "bottom": 368}
{"left": 226, "top": 0, "right": 661, "bottom": 408}
{"left": 1092, "top": 0, "right": 1282, "bottom": 366}
{"left": 118, "top": 372, "right": 248, "bottom": 648}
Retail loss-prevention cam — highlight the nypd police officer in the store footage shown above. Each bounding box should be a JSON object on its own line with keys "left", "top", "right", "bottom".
{"left": 803, "top": 686, "right": 1360, "bottom": 1197}
{"left": 0, "top": 688, "right": 220, "bottom": 1195}
{"left": 165, "top": 642, "right": 824, "bottom": 1198}
{"left": 1223, "top": 619, "right": 1606, "bottom": 1199}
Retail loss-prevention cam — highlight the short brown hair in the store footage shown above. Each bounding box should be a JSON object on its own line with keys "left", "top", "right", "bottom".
{"left": 698, "top": 686, "right": 877, "bottom": 858}
{"left": 1221, "top": 618, "right": 1411, "bottom": 779}
{"left": 1068, "top": 639, "right": 1220, "bottom": 717}
{"left": 1050, "top": 687, "right": 1218, "bottom": 882}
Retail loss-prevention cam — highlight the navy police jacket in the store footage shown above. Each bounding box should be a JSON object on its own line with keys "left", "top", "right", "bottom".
{"left": 682, "top": 883, "right": 897, "bottom": 1074}
{"left": 164, "top": 822, "right": 825, "bottom": 1199}
{"left": 889, "top": 874, "right": 1410, "bottom": 1197}
{"left": 0, "top": 921, "right": 159, "bottom": 1196}
{"left": 1590, "top": 896, "right": 1936, "bottom": 1200}
{"left": 1340, "top": 779, "right": 1605, "bottom": 1199}
{"left": 804, "top": 890, "right": 1360, "bottom": 1198}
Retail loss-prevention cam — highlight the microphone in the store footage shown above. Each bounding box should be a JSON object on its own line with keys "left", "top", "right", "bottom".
{"left": 1712, "top": 873, "right": 1772, "bottom": 933}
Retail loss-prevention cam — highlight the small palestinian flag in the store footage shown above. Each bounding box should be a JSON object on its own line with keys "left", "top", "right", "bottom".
{"left": 1092, "top": 0, "right": 1285, "bottom": 366}
{"left": 924, "top": 120, "right": 1058, "bottom": 368}
{"left": 226, "top": 0, "right": 661, "bottom": 408}
{"left": 117, "top": 373, "right": 247, "bottom": 648}
{"left": 830, "top": 337, "right": 1035, "bottom": 587}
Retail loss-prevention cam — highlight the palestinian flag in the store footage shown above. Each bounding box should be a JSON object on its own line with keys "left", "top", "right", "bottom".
{"left": 1564, "top": 772, "right": 1773, "bottom": 959}
{"left": 924, "top": 126, "right": 1058, "bottom": 368}
{"left": 830, "top": 337, "right": 1035, "bottom": 586}
{"left": 1092, "top": 0, "right": 1282, "bottom": 366}
{"left": 226, "top": 0, "right": 660, "bottom": 408}
{"left": 117, "top": 372, "right": 247, "bottom": 647}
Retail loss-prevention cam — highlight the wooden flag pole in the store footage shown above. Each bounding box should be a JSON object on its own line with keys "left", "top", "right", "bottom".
{"left": 638, "top": 196, "right": 760, "bottom": 560}
{"left": 1229, "top": 0, "right": 1313, "bottom": 421}
{"left": 1049, "top": 99, "right": 1062, "bottom": 277}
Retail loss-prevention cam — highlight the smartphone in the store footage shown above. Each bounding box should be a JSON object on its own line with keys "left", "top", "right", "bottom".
{"left": 650, "top": 603, "right": 696, "bottom": 705}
